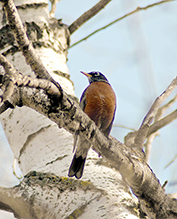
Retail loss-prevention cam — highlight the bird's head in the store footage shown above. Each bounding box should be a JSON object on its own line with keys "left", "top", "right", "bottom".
{"left": 81, "top": 71, "right": 109, "bottom": 84}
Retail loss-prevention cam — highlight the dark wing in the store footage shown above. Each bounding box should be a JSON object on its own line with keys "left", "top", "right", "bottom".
{"left": 79, "top": 87, "right": 87, "bottom": 110}
{"left": 73, "top": 87, "right": 88, "bottom": 152}
{"left": 103, "top": 105, "right": 116, "bottom": 137}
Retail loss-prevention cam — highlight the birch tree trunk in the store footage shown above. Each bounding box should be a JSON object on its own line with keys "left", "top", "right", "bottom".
{"left": 0, "top": 0, "right": 139, "bottom": 218}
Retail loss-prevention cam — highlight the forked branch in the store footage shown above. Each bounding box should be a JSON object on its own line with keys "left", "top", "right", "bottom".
{"left": 69, "top": 0, "right": 111, "bottom": 34}
{"left": 69, "top": 0, "right": 174, "bottom": 49}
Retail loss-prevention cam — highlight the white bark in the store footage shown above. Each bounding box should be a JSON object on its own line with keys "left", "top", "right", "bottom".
{"left": 0, "top": 0, "right": 139, "bottom": 218}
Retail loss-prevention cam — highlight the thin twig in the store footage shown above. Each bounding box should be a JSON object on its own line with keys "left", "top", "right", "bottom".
{"left": 147, "top": 109, "right": 177, "bottom": 136}
{"left": 145, "top": 94, "right": 177, "bottom": 162}
{"left": 164, "top": 155, "right": 177, "bottom": 169}
{"left": 0, "top": 54, "right": 17, "bottom": 102}
{"left": 49, "top": 0, "right": 60, "bottom": 17}
{"left": 131, "top": 77, "right": 177, "bottom": 151}
{"left": 69, "top": 0, "right": 173, "bottom": 49}
{"left": 69, "top": 0, "right": 111, "bottom": 34}
{"left": 113, "top": 124, "right": 136, "bottom": 131}
{"left": 155, "top": 94, "right": 177, "bottom": 120}
{"left": 141, "top": 77, "right": 177, "bottom": 127}
{"left": 162, "top": 180, "right": 168, "bottom": 189}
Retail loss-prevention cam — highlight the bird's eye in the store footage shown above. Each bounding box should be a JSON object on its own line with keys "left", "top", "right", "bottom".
{"left": 94, "top": 72, "right": 100, "bottom": 76}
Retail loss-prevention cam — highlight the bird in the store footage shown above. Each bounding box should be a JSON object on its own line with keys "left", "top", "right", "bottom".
{"left": 68, "top": 71, "right": 116, "bottom": 179}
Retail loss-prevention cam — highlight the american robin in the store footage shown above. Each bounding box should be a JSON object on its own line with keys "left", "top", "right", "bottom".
{"left": 68, "top": 71, "right": 116, "bottom": 179}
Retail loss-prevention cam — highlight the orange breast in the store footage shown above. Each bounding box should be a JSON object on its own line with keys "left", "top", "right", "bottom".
{"left": 84, "top": 82, "right": 116, "bottom": 133}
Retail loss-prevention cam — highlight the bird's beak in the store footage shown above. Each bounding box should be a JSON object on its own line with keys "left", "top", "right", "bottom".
{"left": 80, "top": 71, "right": 91, "bottom": 78}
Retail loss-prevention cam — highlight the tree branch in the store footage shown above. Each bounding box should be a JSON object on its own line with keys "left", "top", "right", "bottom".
{"left": 2, "top": 0, "right": 60, "bottom": 86}
{"left": 114, "top": 124, "right": 136, "bottom": 131}
{"left": 148, "top": 109, "right": 177, "bottom": 137}
{"left": 144, "top": 133, "right": 158, "bottom": 163}
{"left": 165, "top": 155, "right": 177, "bottom": 169}
{"left": 0, "top": 53, "right": 61, "bottom": 106}
{"left": 1, "top": 1, "right": 177, "bottom": 218}
{"left": 140, "top": 77, "right": 177, "bottom": 127}
{"left": 130, "top": 77, "right": 177, "bottom": 152}
{"left": 49, "top": 0, "right": 60, "bottom": 17}
{"left": 144, "top": 94, "right": 177, "bottom": 162}
{"left": 0, "top": 72, "right": 176, "bottom": 218}
{"left": 0, "top": 53, "right": 17, "bottom": 102}
{"left": 69, "top": 0, "right": 174, "bottom": 49}
{"left": 155, "top": 94, "right": 177, "bottom": 119}
{"left": 68, "top": 0, "right": 111, "bottom": 35}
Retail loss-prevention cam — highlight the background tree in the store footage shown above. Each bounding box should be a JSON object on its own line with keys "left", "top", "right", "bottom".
{"left": 0, "top": 0, "right": 176, "bottom": 218}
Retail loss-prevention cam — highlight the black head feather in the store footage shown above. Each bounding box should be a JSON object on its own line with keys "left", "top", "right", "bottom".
{"left": 81, "top": 71, "right": 109, "bottom": 84}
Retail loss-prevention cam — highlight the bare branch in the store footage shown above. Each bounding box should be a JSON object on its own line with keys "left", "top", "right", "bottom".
{"left": 165, "top": 155, "right": 177, "bottom": 169}
{"left": 0, "top": 78, "right": 14, "bottom": 103}
{"left": 140, "top": 77, "right": 177, "bottom": 127}
{"left": 133, "top": 117, "right": 153, "bottom": 152}
{"left": 0, "top": 1, "right": 177, "bottom": 217}
{"left": 0, "top": 53, "right": 62, "bottom": 116}
{"left": 69, "top": 0, "right": 174, "bottom": 49}
{"left": 6, "top": 76, "right": 175, "bottom": 218}
{"left": 15, "top": 74, "right": 60, "bottom": 97}
{"left": 148, "top": 109, "right": 177, "bottom": 136}
{"left": 69, "top": 0, "right": 111, "bottom": 35}
{"left": 144, "top": 94, "right": 177, "bottom": 162}
{"left": 162, "top": 180, "right": 168, "bottom": 189}
{"left": 0, "top": 71, "right": 176, "bottom": 217}
{"left": 124, "top": 78, "right": 177, "bottom": 163}
{"left": 49, "top": 0, "right": 61, "bottom": 17}
{"left": 144, "top": 133, "right": 158, "bottom": 163}
{"left": 2, "top": 0, "right": 55, "bottom": 82}
{"left": 155, "top": 94, "right": 177, "bottom": 119}
{"left": 0, "top": 171, "right": 103, "bottom": 219}
{"left": 129, "top": 77, "right": 177, "bottom": 153}
{"left": 0, "top": 54, "right": 17, "bottom": 102}
{"left": 113, "top": 124, "right": 136, "bottom": 131}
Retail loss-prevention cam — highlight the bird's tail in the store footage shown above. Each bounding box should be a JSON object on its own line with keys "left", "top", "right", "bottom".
{"left": 68, "top": 154, "right": 86, "bottom": 179}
